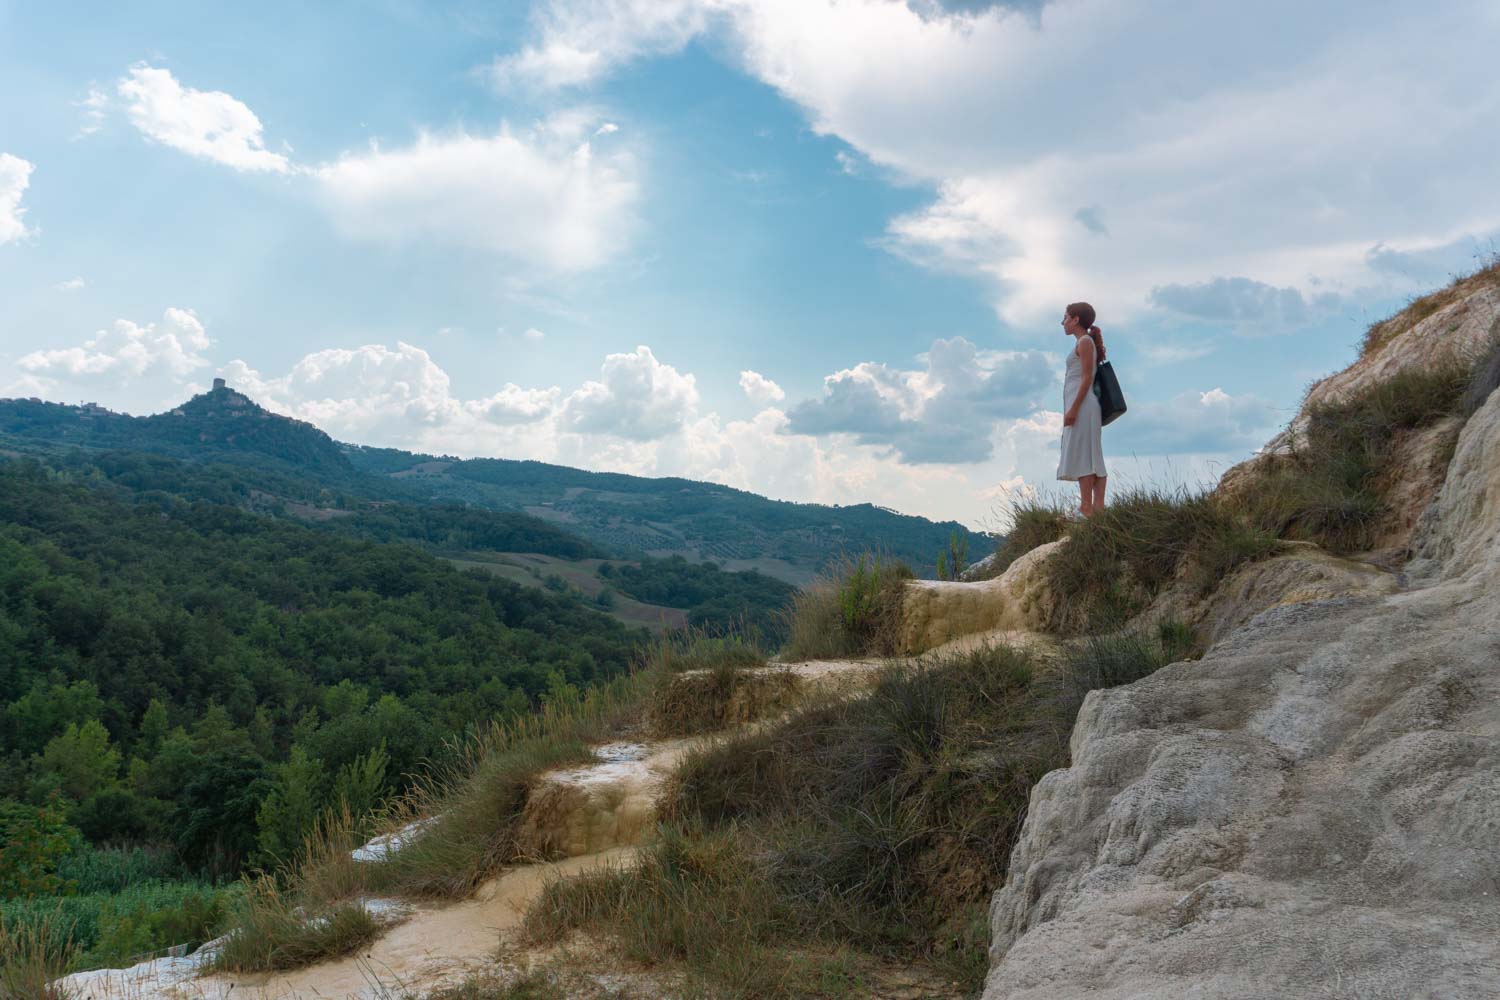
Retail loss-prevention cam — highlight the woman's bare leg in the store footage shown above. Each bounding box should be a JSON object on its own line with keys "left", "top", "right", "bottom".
{"left": 1092, "top": 476, "right": 1107, "bottom": 514}
{"left": 1078, "top": 475, "right": 1096, "bottom": 517}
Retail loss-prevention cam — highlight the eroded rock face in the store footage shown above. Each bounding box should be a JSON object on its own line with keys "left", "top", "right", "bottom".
{"left": 983, "top": 389, "right": 1500, "bottom": 999}
{"left": 901, "top": 540, "right": 1063, "bottom": 653}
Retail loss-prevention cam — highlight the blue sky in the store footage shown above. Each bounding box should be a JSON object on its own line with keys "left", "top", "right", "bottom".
{"left": 4, "top": 0, "right": 1498, "bottom": 527}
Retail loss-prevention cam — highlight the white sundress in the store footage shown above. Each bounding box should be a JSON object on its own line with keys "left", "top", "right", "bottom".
{"left": 1056, "top": 343, "right": 1107, "bottom": 482}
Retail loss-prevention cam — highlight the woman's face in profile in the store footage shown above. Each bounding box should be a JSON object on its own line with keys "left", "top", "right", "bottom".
{"left": 1062, "top": 313, "right": 1078, "bottom": 336}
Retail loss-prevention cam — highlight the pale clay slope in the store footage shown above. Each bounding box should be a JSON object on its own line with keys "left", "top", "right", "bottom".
{"left": 983, "top": 301, "right": 1500, "bottom": 995}
{"left": 59, "top": 658, "right": 897, "bottom": 999}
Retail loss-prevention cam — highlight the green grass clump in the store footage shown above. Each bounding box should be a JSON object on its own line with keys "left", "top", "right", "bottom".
{"left": 1062, "top": 619, "right": 1199, "bottom": 703}
{"left": 209, "top": 876, "right": 377, "bottom": 973}
{"left": 974, "top": 498, "right": 1071, "bottom": 581}
{"left": 530, "top": 643, "right": 1080, "bottom": 997}
{"left": 416, "top": 971, "right": 569, "bottom": 999}
{"left": 650, "top": 663, "right": 802, "bottom": 739}
{"left": 1042, "top": 486, "right": 1278, "bottom": 634}
{"left": 782, "top": 553, "right": 914, "bottom": 661}
{"left": 1240, "top": 360, "right": 1472, "bottom": 554}
{"left": 0, "top": 910, "right": 76, "bottom": 1000}
{"left": 639, "top": 629, "right": 767, "bottom": 674}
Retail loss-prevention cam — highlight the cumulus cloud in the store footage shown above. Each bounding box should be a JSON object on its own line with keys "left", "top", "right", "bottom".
{"left": 523, "top": 327, "right": 547, "bottom": 341}
{"left": 116, "top": 64, "right": 290, "bottom": 173}
{"left": 17, "top": 308, "right": 211, "bottom": 383}
{"left": 54, "top": 277, "right": 86, "bottom": 292}
{"left": 5, "top": 308, "right": 213, "bottom": 412}
{"left": 0, "top": 154, "right": 35, "bottom": 245}
{"left": 738, "top": 369, "right": 784, "bottom": 405}
{"left": 1111, "top": 387, "right": 1283, "bottom": 456}
{"left": 787, "top": 337, "right": 1055, "bottom": 464}
{"left": 561, "top": 345, "right": 699, "bottom": 439}
{"left": 488, "top": 0, "right": 1500, "bottom": 325}
{"left": 1148, "top": 277, "right": 1343, "bottom": 332}
{"left": 311, "top": 118, "right": 637, "bottom": 273}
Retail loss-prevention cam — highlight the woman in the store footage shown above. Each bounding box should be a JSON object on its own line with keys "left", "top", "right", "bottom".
{"left": 1057, "top": 301, "right": 1108, "bottom": 516}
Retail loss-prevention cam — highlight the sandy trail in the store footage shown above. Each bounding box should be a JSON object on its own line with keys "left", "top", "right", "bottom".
{"left": 219, "top": 849, "right": 638, "bottom": 1000}
{"left": 67, "top": 650, "right": 1026, "bottom": 998}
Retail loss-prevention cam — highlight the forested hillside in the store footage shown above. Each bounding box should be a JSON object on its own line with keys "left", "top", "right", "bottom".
{"left": 348, "top": 450, "right": 989, "bottom": 582}
{"left": 0, "top": 457, "right": 646, "bottom": 879}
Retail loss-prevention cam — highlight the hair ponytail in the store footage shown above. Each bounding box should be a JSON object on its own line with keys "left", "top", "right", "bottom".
{"left": 1088, "top": 325, "right": 1106, "bottom": 361}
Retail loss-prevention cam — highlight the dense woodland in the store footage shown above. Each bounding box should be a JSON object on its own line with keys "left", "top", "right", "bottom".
{"left": 0, "top": 458, "right": 646, "bottom": 881}
{"left": 0, "top": 386, "right": 979, "bottom": 969}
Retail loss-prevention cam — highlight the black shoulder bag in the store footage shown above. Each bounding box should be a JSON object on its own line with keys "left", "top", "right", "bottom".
{"left": 1093, "top": 356, "right": 1127, "bottom": 426}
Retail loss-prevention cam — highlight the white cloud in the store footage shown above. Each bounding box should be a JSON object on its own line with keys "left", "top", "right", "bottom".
{"left": 6, "top": 308, "right": 213, "bottom": 411}
{"left": 1110, "top": 386, "right": 1283, "bottom": 457}
{"left": 595, "top": 122, "right": 620, "bottom": 135}
{"left": 312, "top": 118, "right": 637, "bottom": 273}
{"left": 739, "top": 369, "right": 785, "bottom": 405}
{"left": 524, "top": 327, "right": 547, "bottom": 341}
{"left": 786, "top": 337, "right": 1055, "bottom": 463}
{"left": 489, "top": 0, "right": 713, "bottom": 90}
{"left": 75, "top": 87, "right": 110, "bottom": 138}
{"left": 117, "top": 64, "right": 290, "bottom": 173}
{"left": 54, "top": 277, "right": 86, "bottom": 292}
{"left": 17, "top": 308, "right": 210, "bottom": 382}
{"left": 491, "top": 0, "right": 1500, "bottom": 327}
{"left": 561, "top": 344, "right": 699, "bottom": 440}
{"left": 0, "top": 154, "right": 36, "bottom": 245}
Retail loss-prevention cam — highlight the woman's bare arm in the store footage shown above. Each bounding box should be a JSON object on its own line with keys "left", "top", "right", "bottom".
{"left": 1064, "top": 338, "right": 1096, "bottom": 426}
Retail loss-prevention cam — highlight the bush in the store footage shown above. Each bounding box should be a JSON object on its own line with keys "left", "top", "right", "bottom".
{"left": 782, "top": 553, "right": 914, "bottom": 661}
{"left": 530, "top": 643, "right": 1070, "bottom": 997}
{"left": 0, "top": 879, "right": 234, "bottom": 973}
{"left": 1061, "top": 618, "right": 1198, "bottom": 707}
{"left": 209, "top": 876, "right": 377, "bottom": 973}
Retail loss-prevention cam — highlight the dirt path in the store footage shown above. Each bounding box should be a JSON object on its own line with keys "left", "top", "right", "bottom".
{"left": 66, "top": 651, "right": 1017, "bottom": 999}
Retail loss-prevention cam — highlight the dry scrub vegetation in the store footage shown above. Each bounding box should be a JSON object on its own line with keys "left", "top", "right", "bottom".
{"left": 523, "top": 628, "right": 1194, "bottom": 998}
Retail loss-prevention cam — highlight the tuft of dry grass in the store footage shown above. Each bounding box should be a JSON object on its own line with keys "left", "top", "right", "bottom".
{"left": 781, "top": 552, "right": 914, "bottom": 661}
{"left": 208, "top": 877, "right": 379, "bottom": 973}
{"left": 973, "top": 498, "right": 1071, "bottom": 581}
{"left": 1041, "top": 486, "right": 1278, "bottom": 634}
{"left": 1235, "top": 359, "right": 1473, "bottom": 554}
{"left": 0, "top": 910, "right": 77, "bottom": 1000}
{"left": 1360, "top": 255, "right": 1500, "bottom": 358}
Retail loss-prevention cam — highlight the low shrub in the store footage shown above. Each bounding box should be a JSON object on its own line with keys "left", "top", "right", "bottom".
{"left": 0, "top": 879, "right": 234, "bottom": 973}
{"left": 639, "top": 629, "right": 767, "bottom": 675}
{"left": 1061, "top": 618, "right": 1199, "bottom": 707}
{"left": 650, "top": 665, "right": 803, "bottom": 738}
{"left": 208, "top": 876, "right": 378, "bottom": 973}
{"left": 782, "top": 553, "right": 914, "bottom": 661}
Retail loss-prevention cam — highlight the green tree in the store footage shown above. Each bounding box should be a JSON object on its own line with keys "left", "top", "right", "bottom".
{"left": 0, "top": 798, "right": 82, "bottom": 897}
{"left": 255, "top": 747, "right": 328, "bottom": 866}
{"left": 33, "top": 720, "right": 120, "bottom": 802}
{"left": 331, "top": 742, "right": 390, "bottom": 831}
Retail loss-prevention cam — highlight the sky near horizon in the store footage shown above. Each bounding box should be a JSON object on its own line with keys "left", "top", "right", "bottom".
{"left": 3, "top": 0, "right": 1499, "bottom": 528}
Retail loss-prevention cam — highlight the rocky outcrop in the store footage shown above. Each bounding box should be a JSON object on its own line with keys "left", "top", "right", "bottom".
{"left": 901, "top": 540, "right": 1063, "bottom": 653}
{"left": 983, "top": 345, "right": 1500, "bottom": 994}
